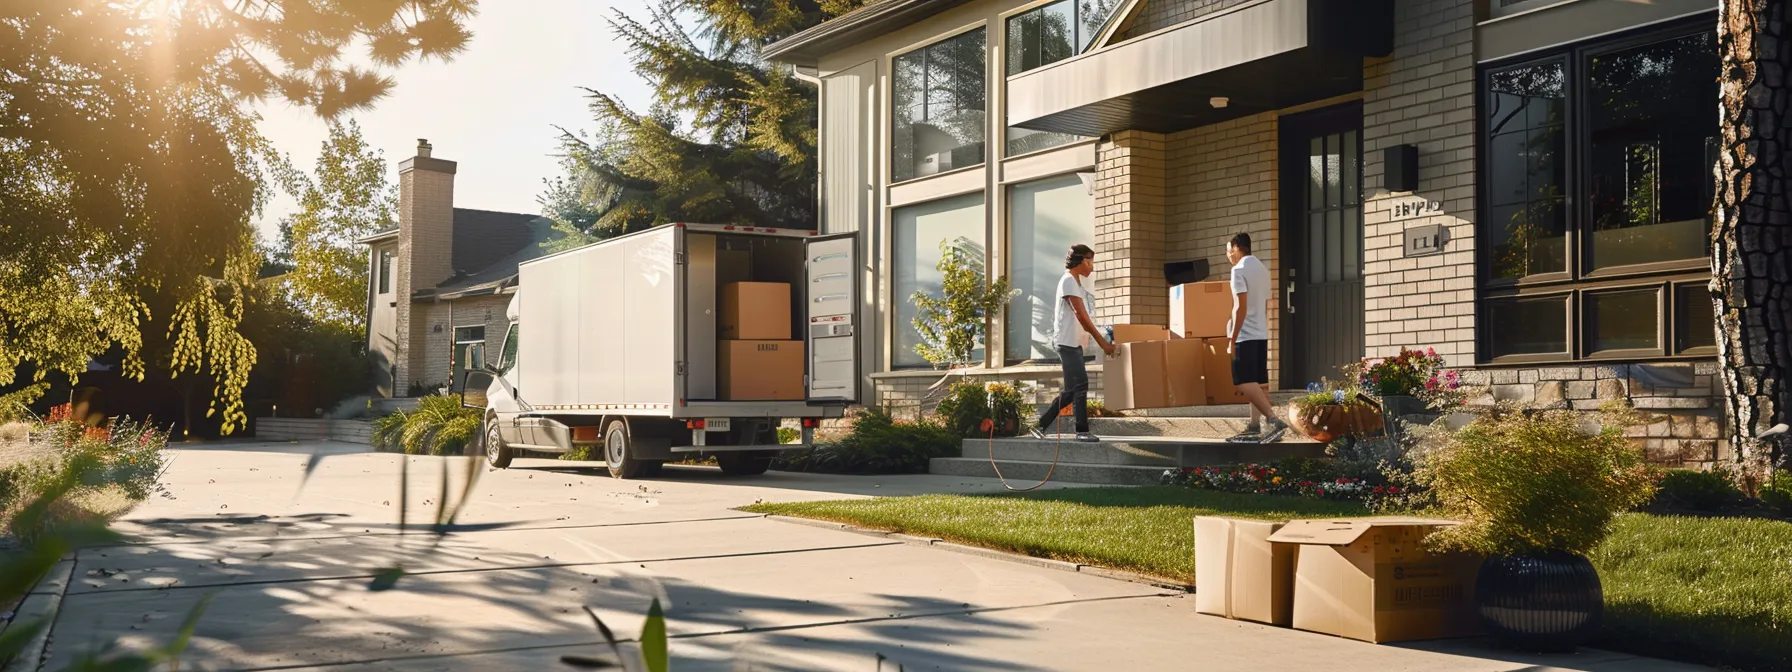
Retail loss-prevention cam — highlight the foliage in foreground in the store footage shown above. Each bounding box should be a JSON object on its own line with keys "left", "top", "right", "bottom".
{"left": 0, "top": 406, "right": 169, "bottom": 540}
{"left": 935, "top": 381, "right": 1030, "bottom": 438}
{"left": 772, "top": 408, "right": 957, "bottom": 474}
{"left": 1419, "top": 405, "right": 1658, "bottom": 557}
{"left": 370, "top": 395, "right": 482, "bottom": 456}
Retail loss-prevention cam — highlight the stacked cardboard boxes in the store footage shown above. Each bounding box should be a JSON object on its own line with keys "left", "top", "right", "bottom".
{"left": 718, "top": 282, "right": 803, "bottom": 400}
{"left": 1102, "top": 326, "right": 1206, "bottom": 411}
{"left": 1169, "top": 281, "right": 1249, "bottom": 405}
{"left": 1195, "top": 516, "right": 1482, "bottom": 644}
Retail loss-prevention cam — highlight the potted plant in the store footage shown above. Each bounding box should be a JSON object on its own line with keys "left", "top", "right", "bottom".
{"left": 1418, "top": 404, "right": 1658, "bottom": 651}
{"left": 1286, "top": 381, "right": 1382, "bottom": 443}
{"left": 1350, "top": 347, "right": 1450, "bottom": 418}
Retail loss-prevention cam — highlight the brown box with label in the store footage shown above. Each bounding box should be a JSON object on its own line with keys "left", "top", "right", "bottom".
{"left": 1195, "top": 517, "right": 1296, "bottom": 626}
{"left": 1170, "top": 281, "right": 1234, "bottom": 338}
{"left": 1267, "top": 518, "right": 1481, "bottom": 643}
{"left": 1200, "top": 337, "right": 1250, "bottom": 404}
{"left": 721, "top": 282, "right": 792, "bottom": 340}
{"left": 718, "top": 340, "right": 804, "bottom": 400}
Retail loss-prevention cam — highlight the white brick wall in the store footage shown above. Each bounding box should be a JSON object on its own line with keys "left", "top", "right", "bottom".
{"left": 1094, "top": 131, "right": 1170, "bottom": 327}
{"left": 1359, "top": 0, "right": 1478, "bottom": 366}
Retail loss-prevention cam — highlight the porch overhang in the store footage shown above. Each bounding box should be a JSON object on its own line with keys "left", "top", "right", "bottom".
{"left": 1007, "top": 0, "right": 1392, "bottom": 137}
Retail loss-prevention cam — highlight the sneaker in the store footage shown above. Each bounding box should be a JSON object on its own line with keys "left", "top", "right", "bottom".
{"left": 1226, "top": 425, "right": 1261, "bottom": 443}
{"left": 1258, "top": 418, "right": 1289, "bottom": 444}
{"left": 1074, "top": 432, "right": 1101, "bottom": 443}
{"left": 1028, "top": 426, "right": 1047, "bottom": 440}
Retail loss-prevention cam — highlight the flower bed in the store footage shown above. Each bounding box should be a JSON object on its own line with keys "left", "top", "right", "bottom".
{"left": 1159, "top": 457, "right": 1423, "bottom": 511}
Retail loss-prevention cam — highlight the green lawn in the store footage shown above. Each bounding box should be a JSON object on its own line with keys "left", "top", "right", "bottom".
{"left": 743, "top": 487, "right": 1792, "bottom": 672}
{"left": 743, "top": 487, "right": 1365, "bottom": 584}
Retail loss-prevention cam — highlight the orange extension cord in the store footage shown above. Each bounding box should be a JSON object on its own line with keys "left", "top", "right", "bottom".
{"left": 982, "top": 406, "right": 1071, "bottom": 492}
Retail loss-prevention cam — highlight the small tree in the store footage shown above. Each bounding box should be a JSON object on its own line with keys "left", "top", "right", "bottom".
{"left": 910, "top": 239, "right": 1015, "bottom": 368}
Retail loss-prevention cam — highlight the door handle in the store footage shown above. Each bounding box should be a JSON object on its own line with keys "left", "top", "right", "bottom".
{"left": 1286, "top": 281, "right": 1296, "bottom": 315}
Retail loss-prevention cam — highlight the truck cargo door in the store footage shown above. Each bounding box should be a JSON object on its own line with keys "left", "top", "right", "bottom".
{"left": 805, "top": 233, "right": 859, "bottom": 403}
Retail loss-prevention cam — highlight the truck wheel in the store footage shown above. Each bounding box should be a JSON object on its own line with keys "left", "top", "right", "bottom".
{"left": 485, "top": 421, "right": 513, "bottom": 469}
{"left": 603, "top": 419, "right": 653, "bottom": 479}
{"left": 717, "top": 452, "right": 772, "bottom": 476}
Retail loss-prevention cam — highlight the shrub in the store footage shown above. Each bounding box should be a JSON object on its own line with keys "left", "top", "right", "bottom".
{"left": 1654, "top": 467, "right": 1745, "bottom": 512}
{"left": 934, "top": 381, "right": 1030, "bottom": 438}
{"left": 772, "top": 408, "right": 956, "bottom": 474}
{"left": 371, "top": 394, "right": 482, "bottom": 456}
{"left": 0, "top": 409, "right": 169, "bottom": 539}
{"left": 1762, "top": 471, "right": 1792, "bottom": 518}
{"left": 776, "top": 427, "right": 799, "bottom": 444}
{"left": 1085, "top": 399, "right": 1122, "bottom": 418}
{"left": 1420, "top": 405, "right": 1658, "bottom": 557}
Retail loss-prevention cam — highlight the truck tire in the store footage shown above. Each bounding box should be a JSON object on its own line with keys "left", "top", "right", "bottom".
{"left": 484, "top": 420, "right": 513, "bottom": 469}
{"left": 603, "top": 419, "right": 654, "bottom": 479}
{"left": 717, "top": 451, "right": 772, "bottom": 476}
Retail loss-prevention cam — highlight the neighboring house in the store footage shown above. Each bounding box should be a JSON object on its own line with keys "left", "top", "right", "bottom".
{"left": 360, "top": 140, "right": 552, "bottom": 398}
{"left": 767, "top": 0, "right": 1730, "bottom": 465}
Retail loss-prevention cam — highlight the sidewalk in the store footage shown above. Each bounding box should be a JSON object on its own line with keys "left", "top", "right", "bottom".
{"left": 30, "top": 441, "right": 1711, "bottom": 671}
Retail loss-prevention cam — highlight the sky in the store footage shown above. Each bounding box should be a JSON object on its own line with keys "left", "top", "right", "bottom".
{"left": 254, "top": 0, "right": 658, "bottom": 243}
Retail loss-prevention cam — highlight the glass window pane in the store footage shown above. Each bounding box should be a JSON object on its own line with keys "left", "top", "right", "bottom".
{"left": 1676, "top": 284, "right": 1717, "bottom": 351}
{"left": 1484, "top": 61, "right": 1567, "bottom": 279}
{"left": 1587, "top": 289, "right": 1660, "bottom": 352}
{"left": 1325, "top": 209, "right": 1343, "bottom": 283}
{"left": 893, "top": 29, "right": 987, "bottom": 182}
{"left": 1007, "top": 175, "right": 1096, "bottom": 362}
{"left": 1486, "top": 296, "right": 1569, "bottom": 357}
{"left": 1343, "top": 206, "right": 1361, "bottom": 280}
{"left": 1307, "top": 212, "right": 1324, "bottom": 280}
{"left": 1342, "top": 130, "right": 1359, "bottom": 205}
{"left": 893, "top": 193, "right": 988, "bottom": 368}
{"left": 500, "top": 325, "right": 519, "bottom": 372}
{"left": 1077, "top": 0, "right": 1122, "bottom": 52}
{"left": 1308, "top": 137, "right": 1323, "bottom": 208}
{"left": 1588, "top": 32, "right": 1718, "bottom": 269}
{"left": 1324, "top": 135, "right": 1341, "bottom": 209}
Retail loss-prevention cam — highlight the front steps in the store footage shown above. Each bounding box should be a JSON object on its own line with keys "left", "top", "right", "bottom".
{"left": 931, "top": 435, "right": 1326, "bottom": 486}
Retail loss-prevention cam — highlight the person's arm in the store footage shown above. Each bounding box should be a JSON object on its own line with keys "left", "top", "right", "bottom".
{"left": 1229, "top": 291, "right": 1248, "bottom": 354}
{"left": 1067, "top": 295, "right": 1114, "bottom": 355}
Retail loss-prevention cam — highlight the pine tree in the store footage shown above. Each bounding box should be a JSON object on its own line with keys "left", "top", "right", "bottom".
{"left": 544, "top": 0, "right": 865, "bottom": 239}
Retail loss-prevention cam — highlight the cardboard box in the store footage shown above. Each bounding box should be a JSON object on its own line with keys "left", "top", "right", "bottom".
{"left": 1267, "top": 518, "right": 1482, "bottom": 643}
{"left": 1195, "top": 517, "right": 1296, "bottom": 626}
{"left": 1200, "top": 337, "right": 1250, "bottom": 404}
{"left": 1110, "top": 324, "right": 1170, "bottom": 345}
{"left": 718, "top": 340, "right": 804, "bottom": 400}
{"left": 1102, "top": 341, "right": 1167, "bottom": 411}
{"left": 721, "top": 282, "right": 792, "bottom": 340}
{"left": 1163, "top": 338, "right": 1207, "bottom": 407}
{"left": 1170, "top": 281, "right": 1235, "bottom": 338}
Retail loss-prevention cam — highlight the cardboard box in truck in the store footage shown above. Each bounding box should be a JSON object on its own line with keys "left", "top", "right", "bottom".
{"left": 1170, "top": 281, "right": 1235, "bottom": 338}
{"left": 1195, "top": 517, "right": 1295, "bottom": 626}
{"left": 721, "top": 282, "right": 792, "bottom": 340}
{"left": 719, "top": 340, "right": 804, "bottom": 400}
{"left": 1267, "top": 518, "right": 1481, "bottom": 643}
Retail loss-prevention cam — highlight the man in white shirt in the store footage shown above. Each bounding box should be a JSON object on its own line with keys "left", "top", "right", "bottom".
{"left": 1029, "top": 244, "right": 1116, "bottom": 442}
{"left": 1224, "top": 233, "right": 1287, "bottom": 443}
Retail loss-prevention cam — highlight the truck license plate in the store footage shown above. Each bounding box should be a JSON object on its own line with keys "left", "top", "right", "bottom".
{"left": 704, "top": 418, "right": 731, "bottom": 432}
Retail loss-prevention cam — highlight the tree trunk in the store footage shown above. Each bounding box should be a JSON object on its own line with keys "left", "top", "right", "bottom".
{"left": 1715, "top": 0, "right": 1792, "bottom": 468}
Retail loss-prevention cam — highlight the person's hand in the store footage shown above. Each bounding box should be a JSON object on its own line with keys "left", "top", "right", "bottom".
{"left": 1102, "top": 342, "right": 1117, "bottom": 357}
{"left": 1227, "top": 339, "right": 1235, "bottom": 355}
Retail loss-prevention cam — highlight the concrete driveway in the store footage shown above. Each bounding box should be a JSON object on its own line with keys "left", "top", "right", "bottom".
{"left": 35, "top": 441, "right": 1705, "bottom": 671}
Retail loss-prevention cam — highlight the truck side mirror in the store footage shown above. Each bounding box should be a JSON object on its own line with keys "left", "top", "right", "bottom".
{"left": 458, "top": 370, "right": 494, "bottom": 409}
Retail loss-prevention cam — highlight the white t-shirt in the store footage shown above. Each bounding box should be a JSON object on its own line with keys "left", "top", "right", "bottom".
{"left": 1053, "top": 272, "right": 1095, "bottom": 349}
{"left": 1229, "top": 255, "right": 1270, "bottom": 342}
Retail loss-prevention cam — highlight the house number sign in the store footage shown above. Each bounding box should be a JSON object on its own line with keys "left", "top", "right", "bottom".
{"left": 1390, "top": 199, "right": 1443, "bottom": 218}
{"left": 1404, "top": 223, "right": 1450, "bottom": 257}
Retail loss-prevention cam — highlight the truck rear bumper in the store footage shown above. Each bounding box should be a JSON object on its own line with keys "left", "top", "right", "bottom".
{"left": 672, "top": 401, "right": 846, "bottom": 419}
{"left": 670, "top": 444, "right": 796, "bottom": 454}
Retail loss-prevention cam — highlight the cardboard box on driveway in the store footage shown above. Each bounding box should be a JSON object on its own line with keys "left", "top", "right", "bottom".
{"left": 1195, "top": 516, "right": 1295, "bottom": 626}
{"left": 1266, "top": 517, "right": 1481, "bottom": 643}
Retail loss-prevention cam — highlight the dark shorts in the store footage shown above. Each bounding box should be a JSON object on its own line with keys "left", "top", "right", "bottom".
{"left": 1231, "top": 339, "right": 1269, "bottom": 386}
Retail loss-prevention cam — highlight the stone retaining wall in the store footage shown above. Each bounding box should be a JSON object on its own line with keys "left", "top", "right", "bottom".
{"left": 255, "top": 418, "right": 374, "bottom": 445}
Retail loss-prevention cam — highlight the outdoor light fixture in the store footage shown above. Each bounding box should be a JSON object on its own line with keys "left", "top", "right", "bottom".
{"left": 1209, "top": 96, "right": 1229, "bottom": 109}
{"left": 1384, "top": 145, "right": 1419, "bottom": 192}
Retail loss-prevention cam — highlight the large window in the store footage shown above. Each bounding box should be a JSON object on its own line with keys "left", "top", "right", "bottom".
{"left": 892, "top": 193, "right": 986, "bottom": 368}
{"left": 1007, "top": 174, "right": 1095, "bottom": 362}
{"left": 1003, "top": 0, "right": 1118, "bottom": 156}
{"left": 1479, "top": 22, "right": 1717, "bottom": 362}
{"left": 892, "top": 29, "right": 987, "bottom": 183}
{"left": 378, "top": 249, "right": 393, "bottom": 294}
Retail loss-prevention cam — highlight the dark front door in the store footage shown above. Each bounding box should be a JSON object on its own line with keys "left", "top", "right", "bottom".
{"left": 1281, "top": 104, "right": 1365, "bottom": 387}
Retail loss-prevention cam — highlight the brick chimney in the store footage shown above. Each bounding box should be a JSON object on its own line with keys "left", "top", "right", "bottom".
{"left": 393, "top": 139, "right": 457, "bottom": 393}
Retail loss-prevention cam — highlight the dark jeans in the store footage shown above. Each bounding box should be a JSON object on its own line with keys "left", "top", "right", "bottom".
{"left": 1037, "top": 345, "right": 1089, "bottom": 433}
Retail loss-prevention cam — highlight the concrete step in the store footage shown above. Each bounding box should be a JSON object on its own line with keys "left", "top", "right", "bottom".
{"left": 956, "top": 436, "right": 1325, "bottom": 467}
{"left": 928, "top": 457, "right": 1171, "bottom": 486}
{"left": 1118, "top": 390, "right": 1307, "bottom": 418}
{"left": 1084, "top": 416, "right": 1248, "bottom": 439}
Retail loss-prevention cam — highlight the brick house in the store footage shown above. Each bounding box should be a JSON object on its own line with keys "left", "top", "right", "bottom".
{"left": 359, "top": 140, "right": 552, "bottom": 398}
{"left": 766, "top": 0, "right": 1730, "bottom": 465}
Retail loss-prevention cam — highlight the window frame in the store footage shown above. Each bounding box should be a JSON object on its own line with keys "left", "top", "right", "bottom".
{"left": 377, "top": 249, "right": 393, "bottom": 295}
{"left": 1476, "top": 15, "right": 1718, "bottom": 365}
{"left": 887, "top": 191, "right": 988, "bottom": 370}
{"left": 1001, "top": 171, "right": 1097, "bottom": 366}
{"left": 889, "top": 25, "right": 989, "bottom": 186}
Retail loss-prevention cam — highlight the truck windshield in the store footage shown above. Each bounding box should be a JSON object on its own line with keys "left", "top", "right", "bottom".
{"left": 499, "top": 324, "right": 519, "bottom": 372}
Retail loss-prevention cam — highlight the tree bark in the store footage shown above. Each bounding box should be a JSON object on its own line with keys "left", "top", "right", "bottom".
{"left": 1715, "top": 0, "right": 1792, "bottom": 468}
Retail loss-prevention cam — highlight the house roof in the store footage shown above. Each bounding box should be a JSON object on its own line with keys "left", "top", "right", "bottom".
{"left": 416, "top": 209, "right": 555, "bottom": 301}
{"left": 762, "top": 0, "right": 973, "bottom": 66}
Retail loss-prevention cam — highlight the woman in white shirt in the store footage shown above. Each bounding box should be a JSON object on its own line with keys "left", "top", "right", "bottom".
{"left": 1030, "top": 244, "right": 1116, "bottom": 442}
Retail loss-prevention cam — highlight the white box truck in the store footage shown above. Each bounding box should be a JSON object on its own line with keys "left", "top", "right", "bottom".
{"left": 457, "top": 223, "right": 859, "bottom": 478}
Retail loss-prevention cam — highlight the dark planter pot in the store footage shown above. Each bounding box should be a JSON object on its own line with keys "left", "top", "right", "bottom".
{"left": 1377, "top": 394, "right": 1429, "bottom": 418}
{"left": 1476, "top": 551, "right": 1604, "bottom": 652}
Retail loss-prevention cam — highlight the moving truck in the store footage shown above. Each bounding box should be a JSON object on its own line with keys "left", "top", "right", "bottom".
{"left": 457, "top": 224, "right": 859, "bottom": 478}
